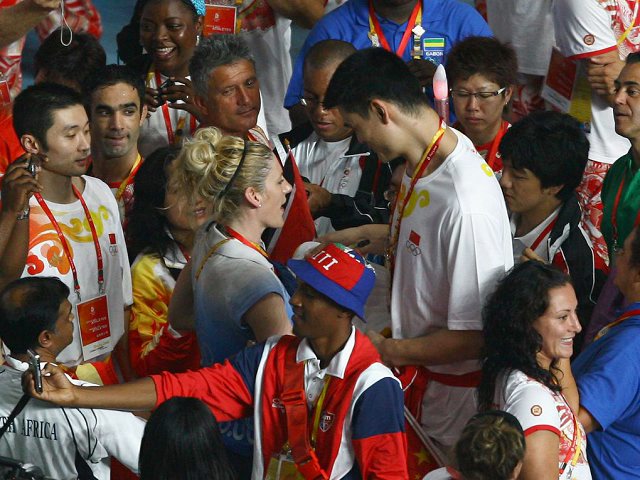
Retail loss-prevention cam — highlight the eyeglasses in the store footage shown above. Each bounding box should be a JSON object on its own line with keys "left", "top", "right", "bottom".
{"left": 301, "top": 96, "right": 326, "bottom": 110}
{"left": 449, "top": 87, "right": 507, "bottom": 101}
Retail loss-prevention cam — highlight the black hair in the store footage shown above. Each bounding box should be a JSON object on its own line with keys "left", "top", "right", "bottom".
{"left": 499, "top": 111, "right": 589, "bottom": 201}
{"left": 0, "top": 277, "right": 70, "bottom": 354}
{"left": 84, "top": 64, "right": 146, "bottom": 111}
{"left": 446, "top": 36, "right": 518, "bottom": 88}
{"left": 34, "top": 29, "right": 106, "bottom": 90}
{"left": 478, "top": 261, "right": 573, "bottom": 411}
{"left": 324, "top": 47, "right": 429, "bottom": 117}
{"left": 128, "top": 145, "right": 182, "bottom": 262}
{"left": 13, "top": 82, "right": 85, "bottom": 150}
{"left": 303, "top": 40, "right": 357, "bottom": 74}
{"left": 627, "top": 52, "right": 640, "bottom": 65}
{"left": 139, "top": 397, "right": 236, "bottom": 480}
{"left": 456, "top": 410, "right": 526, "bottom": 480}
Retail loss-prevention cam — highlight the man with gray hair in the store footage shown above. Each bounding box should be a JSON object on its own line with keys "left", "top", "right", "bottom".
{"left": 190, "top": 34, "right": 268, "bottom": 144}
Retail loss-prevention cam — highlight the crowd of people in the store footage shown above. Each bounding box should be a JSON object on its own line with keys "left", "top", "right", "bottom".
{"left": 0, "top": 0, "right": 639, "bottom": 479}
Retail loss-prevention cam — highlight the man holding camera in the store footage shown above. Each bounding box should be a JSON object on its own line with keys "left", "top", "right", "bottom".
{"left": 0, "top": 82, "right": 134, "bottom": 384}
{"left": 0, "top": 276, "right": 144, "bottom": 479}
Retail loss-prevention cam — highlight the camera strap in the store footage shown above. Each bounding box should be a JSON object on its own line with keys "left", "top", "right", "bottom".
{"left": 0, "top": 394, "right": 30, "bottom": 441}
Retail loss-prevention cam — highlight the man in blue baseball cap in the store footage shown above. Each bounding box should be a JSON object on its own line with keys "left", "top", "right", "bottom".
{"left": 25, "top": 243, "right": 408, "bottom": 480}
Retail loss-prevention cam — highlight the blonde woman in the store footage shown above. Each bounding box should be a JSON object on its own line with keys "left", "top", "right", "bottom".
{"left": 168, "top": 126, "right": 293, "bottom": 471}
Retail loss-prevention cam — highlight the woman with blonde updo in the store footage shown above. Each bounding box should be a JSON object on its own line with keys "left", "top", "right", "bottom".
{"left": 169, "top": 127, "right": 293, "bottom": 473}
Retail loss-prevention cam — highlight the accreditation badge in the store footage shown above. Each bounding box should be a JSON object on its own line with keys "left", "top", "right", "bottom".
{"left": 76, "top": 294, "right": 111, "bottom": 361}
{"left": 203, "top": 3, "right": 237, "bottom": 35}
{"left": 422, "top": 37, "right": 445, "bottom": 66}
{"left": 265, "top": 451, "right": 304, "bottom": 480}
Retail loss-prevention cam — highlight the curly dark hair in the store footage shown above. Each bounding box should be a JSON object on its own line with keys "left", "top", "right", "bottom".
{"left": 128, "top": 145, "right": 182, "bottom": 262}
{"left": 478, "top": 261, "right": 573, "bottom": 411}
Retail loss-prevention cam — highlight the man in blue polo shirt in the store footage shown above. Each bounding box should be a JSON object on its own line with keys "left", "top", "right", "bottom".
{"left": 285, "top": 0, "right": 491, "bottom": 113}
{"left": 572, "top": 226, "right": 640, "bottom": 479}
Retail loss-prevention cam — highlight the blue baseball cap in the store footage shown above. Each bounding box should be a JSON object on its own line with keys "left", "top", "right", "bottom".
{"left": 287, "top": 243, "right": 375, "bottom": 319}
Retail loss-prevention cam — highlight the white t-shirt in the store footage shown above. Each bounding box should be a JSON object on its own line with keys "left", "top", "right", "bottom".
{"left": 0, "top": 357, "right": 145, "bottom": 480}
{"left": 553, "top": 0, "right": 636, "bottom": 164}
{"left": 495, "top": 370, "right": 592, "bottom": 480}
{"left": 22, "top": 176, "right": 133, "bottom": 366}
{"left": 293, "top": 133, "right": 359, "bottom": 235}
{"left": 510, "top": 207, "right": 560, "bottom": 265}
{"left": 486, "top": 0, "right": 555, "bottom": 76}
{"left": 390, "top": 128, "right": 513, "bottom": 446}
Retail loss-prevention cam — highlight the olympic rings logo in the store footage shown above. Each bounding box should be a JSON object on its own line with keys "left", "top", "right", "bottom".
{"left": 405, "top": 240, "right": 421, "bottom": 256}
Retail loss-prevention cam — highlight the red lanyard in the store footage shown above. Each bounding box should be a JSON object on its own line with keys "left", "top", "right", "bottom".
{"left": 225, "top": 226, "right": 269, "bottom": 259}
{"left": 177, "top": 242, "right": 191, "bottom": 262}
{"left": 387, "top": 120, "right": 446, "bottom": 273}
{"left": 153, "top": 71, "right": 197, "bottom": 145}
{"left": 34, "top": 185, "right": 104, "bottom": 300}
{"left": 114, "top": 154, "right": 142, "bottom": 202}
{"left": 529, "top": 215, "right": 558, "bottom": 252}
{"left": 485, "top": 120, "right": 509, "bottom": 172}
{"left": 611, "top": 165, "right": 640, "bottom": 251}
{"left": 594, "top": 307, "right": 640, "bottom": 341}
{"left": 368, "top": 0, "right": 422, "bottom": 56}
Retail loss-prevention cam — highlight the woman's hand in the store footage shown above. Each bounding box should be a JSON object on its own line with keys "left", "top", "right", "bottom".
{"left": 144, "top": 86, "right": 161, "bottom": 114}
{"left": 163, "top": 76, "right": 203, "bottom": 122}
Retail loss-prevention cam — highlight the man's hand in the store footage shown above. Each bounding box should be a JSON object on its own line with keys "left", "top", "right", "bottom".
{"left": 28, "top": 0, "right": 61, "bottom": 10}
{"left": 407, "top": 59, "right": 437, "bottom": 88}
{"left": 304, "top": 182, "right": 331, "bottom": 216}
{"left": 366, "top": 330, "right": 392, "bottom": 365}
{"left": 520, "top": 247, "right": 545, "bottom": 264}
{"left": 318, "top": 224, "right": 390, "bottom": 255}
{"left": 1, "top": 155, "right": 41, "bottom": 216}
{"left": 587, "top": 51, "right": 625, "bottom": 100}
{"left": 22, "top": 362, "right": 78, "bottom": 406}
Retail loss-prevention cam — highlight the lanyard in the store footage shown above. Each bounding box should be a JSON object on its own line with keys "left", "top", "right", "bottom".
{"left": 34, "top": 186, "right": 104, "bottom": 300}
{"left": 177, "top": 242, "right": 191, "bottom": 262}
{"left": 114, "top": 154, "right": 142, "bottom": 202}
{"left": 151, "top": 71, "right": 197, "bottom": 145}
{"left": 559, "top": 399, "right": 582, "bottom": 477}
{"left": 617, "top": 1, "right": 639, "bottom": 45}
{"left": 368, "top": 0, "right": 422, "bottom": 56}
{"left": 225, "top": 226, "right": 269, "bottom": 259}
{"left": 611, "top": 163, "right": 640, "bottom": 251}
{"left": 310, "top": 375, "right": 332, "bottom": 447}
{"left": 484, "top": 120, "right": 509, "bottom": 172}
{"left": 529, "top": 215, "right": 559, "bottom": 252}
{"left": 594, "top": 307, "right": 640, "bottom": 341}
{"left": 387, "top": 120, "right": 446, "bottom": 273}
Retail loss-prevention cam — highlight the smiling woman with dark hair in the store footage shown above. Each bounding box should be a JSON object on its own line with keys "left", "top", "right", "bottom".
{"left": 478, "top": 261, "right": 593, "bottom": 480}
{"left": 134, "top": 0, "right": 204, "bottom": 156}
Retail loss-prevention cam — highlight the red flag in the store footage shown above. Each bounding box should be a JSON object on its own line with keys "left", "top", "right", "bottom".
{"left": 267, "top": 148, "right": 316, "bottom": 264}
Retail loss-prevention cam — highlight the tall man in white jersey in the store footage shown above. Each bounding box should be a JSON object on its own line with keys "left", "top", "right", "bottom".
{"left": 324, "top": 48, "right": 513, "bottom": 454}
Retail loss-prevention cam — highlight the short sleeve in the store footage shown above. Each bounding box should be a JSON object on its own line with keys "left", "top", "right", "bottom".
{"left": 575, "top": 335, "right": 640, "bottom": 431}
{"left": 503, "top": 377, "right": 561, "bottom": 437}
{"left": 553, "top": 0, "right": 617, "bottom": 59}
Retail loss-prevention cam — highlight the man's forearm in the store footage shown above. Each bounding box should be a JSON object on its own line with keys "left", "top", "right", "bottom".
{"left": 0, "top": 0, "right": 57, "bottom": 47}
{"left": 0, "top": 211, "right": 29, "bottom": 290}
{"left": 267, "top": 0, "right": 324, "bottom": 29}
{"left": 380, "top": 329, "right": 484, "bottom": 367}
{"left": 72, "top": 378, "right": 158, "bottom": 411}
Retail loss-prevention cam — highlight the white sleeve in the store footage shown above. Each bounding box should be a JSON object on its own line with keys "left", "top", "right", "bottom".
{"left": 553, "top": 0, "right": 617, "bottom": 58}
{"left": 503, "top": 376, "right": 561, "bottom": 437}
{"left": 446, "top": 213, "right": 511, "bottom": 330}
{"left": 117, "top": 222, "right": 133, "bottom": 307}
{"left": 93, "top": 408, "right": 146, "bottom": 473}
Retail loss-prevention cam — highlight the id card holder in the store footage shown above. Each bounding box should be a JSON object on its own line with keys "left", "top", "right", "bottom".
{"left": 204, "top": 3, "right": 238, "bottom": 35}
{"left": 265, "top": 451, "right": 304, "bottom": 480}
{"left": 422, "top": 37, "right": 445, "bottom": 66}
{"left": 76, "top": 294, "right": 111, "bottom": 361}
